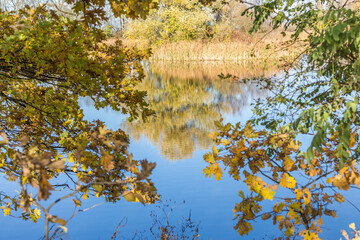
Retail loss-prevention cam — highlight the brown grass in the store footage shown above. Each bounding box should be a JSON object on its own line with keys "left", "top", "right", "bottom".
{"left": 150, "top": 32, "right": 304, "bottom": 63}
{"left": 106, "top": 31, "right": 306, "bottom": 64}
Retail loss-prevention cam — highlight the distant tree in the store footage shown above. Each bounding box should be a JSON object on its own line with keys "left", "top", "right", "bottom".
{"left": 123, "top": 0, "right": 213, "bottom": 44}
{"left": 210, "top": 0, "right": 253, "bottom": 39}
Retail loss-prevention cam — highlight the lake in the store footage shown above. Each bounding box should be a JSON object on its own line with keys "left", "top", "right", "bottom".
{"left": 0, "top": 61, "right": 359, "bottom": 239}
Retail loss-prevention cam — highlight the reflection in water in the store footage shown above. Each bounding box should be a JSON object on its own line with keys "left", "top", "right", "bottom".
{"left": 149, "top": 61, "right": 281, "bottom": 81}
{"left": 122, "top": 62, "right": 278, "bottom": 160}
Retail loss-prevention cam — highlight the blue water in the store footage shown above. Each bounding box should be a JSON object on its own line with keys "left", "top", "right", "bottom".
{"left": 1, "top": 63, "right": 360, "bottom": 239}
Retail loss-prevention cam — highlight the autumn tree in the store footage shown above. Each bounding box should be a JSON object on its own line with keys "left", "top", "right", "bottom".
{"left": 204, "top": 0, "right": 360, "bottom": 239}
{"left": 0, "top": 0, "right": 158, "bottom": 238}
{"left": 123, "top": 0, "right": 214, "bottom": 44}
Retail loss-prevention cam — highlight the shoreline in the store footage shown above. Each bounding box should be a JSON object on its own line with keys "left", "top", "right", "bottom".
{"left": 106, "top": 32, "right": 305, "bottom": 64}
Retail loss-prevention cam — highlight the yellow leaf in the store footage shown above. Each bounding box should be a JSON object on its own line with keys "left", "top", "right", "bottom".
{"left": 294, "top": 189, "right": 303, "bottom": 200}
{"left": 303, "top": 230, "right": 320, "bottom": 240}
{"left": 279, "top": 133, "right": 289, "bottom": 139}
{"left": 82, "top": 193, "right": 88, "bottom": 200}
{"left": 209, "top": 132, "right": 217, "bottom": 140}
{"left": 236, "top": 221, "right": 253, "bottom": 235}
{"left": 283, "top": 156, "right": 295, "bottom": 171}
{"left": 279, "top": 173, "right": 296, "bottom": 189}
{"left": 303, "top": 188, "right": 312, "bottom": 205}
{"left": 285, "top": 227, "right": 294, "bottom": 237}
{"left": 318, "top": 217, "right": 323, "bottom": 226}
{"left": 204, "top": 153, "right": 215, "bottom": 164}
{"left": 3, "top": 207, "right": 10, "bottom": 216}
{"left": 287, "top": 208, "right": 300, "bottom": 221}
{"left": 213, "top": 163, "right": 223, "bottom": 181}
{"left": 33, "top": 208, "right": 41, "bottom": 217}
{"left": 288, "top": 141, "right": 300, "bottom": 151}
{"left": 262, "top": 188, "right": 275, "bottom": 200}
{"left": 276, "top": 215, "right": 284, "bottom": 222}
{"left": 273, "top": 202, "right": 286, "bottom": 213}
{"left": 212, "top": 146, "right": 219, "bottom": 155}
{"left": 331, "top": 174, "right": 350, "bottom": 190}
{"left": 221, "top": 139, "right": 231, "bottom": 146}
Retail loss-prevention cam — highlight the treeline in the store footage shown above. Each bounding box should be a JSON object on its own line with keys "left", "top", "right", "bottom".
{"left": 120, "top": 0, "right": 269, "bottom": 45}
{"left": 107, "top": 0, "right": 304, "bottom": 63}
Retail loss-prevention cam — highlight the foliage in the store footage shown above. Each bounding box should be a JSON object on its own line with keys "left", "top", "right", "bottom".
{"left": 124, "top": 0, "right": 213, "bottom": 44}
{"left": 210, "top": 0, "right": 253, "bottom": 40}
{"left": 104, "top": 23, "right": 114, "bottom": 37}
{"left": 0, "top": 0, "right": 158, "bottom": 237}
{"left": 204, "top": 0, "right": 360, "bottom": 239}
{"left": 123, "top": 0, "right": 273, "bottom": 44}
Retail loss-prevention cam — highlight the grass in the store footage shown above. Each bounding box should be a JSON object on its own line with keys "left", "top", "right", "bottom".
{"left": 108, "top": 30, "right": 306, "bottom": 64}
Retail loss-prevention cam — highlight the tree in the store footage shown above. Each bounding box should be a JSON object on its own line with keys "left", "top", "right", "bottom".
{"left": 0, "top": 0, "right": 157, "bottom": 238}
{"left": 204, "top": 0, "right": 360, "bottom": 239}
{"left": 123, "top": 0, "right": 213, "bottom": 44}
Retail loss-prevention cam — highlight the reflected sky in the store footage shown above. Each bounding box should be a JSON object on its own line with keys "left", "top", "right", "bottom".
{"left": 122, "top": 62, "right": 268, "bottom": 160}
{"left": 0, "top": 62, "right": 358, "bottom": 240}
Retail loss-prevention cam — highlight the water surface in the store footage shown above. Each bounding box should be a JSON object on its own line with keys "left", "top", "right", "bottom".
{"left": 0, "top": 62, "right": 359, "bottom": 239}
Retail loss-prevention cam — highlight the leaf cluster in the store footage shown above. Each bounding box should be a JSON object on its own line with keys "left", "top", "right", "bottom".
{"left": 204, "top": 120, "right": 360, "bottom": 238}
{"left": 0, "top": 4, "right": 157, "bottom": 232}
{"left": 203, "top": 0, "right": 360, "bottom": 238}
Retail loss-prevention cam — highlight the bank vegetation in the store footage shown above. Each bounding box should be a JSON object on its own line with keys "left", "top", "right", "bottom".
{"left": 106, "top": 0, "right": 305, "bottom": 63}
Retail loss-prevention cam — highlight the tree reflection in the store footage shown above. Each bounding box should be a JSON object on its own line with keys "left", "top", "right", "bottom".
{"left": 123, "top": 62, "right": 279, "bottom": 160}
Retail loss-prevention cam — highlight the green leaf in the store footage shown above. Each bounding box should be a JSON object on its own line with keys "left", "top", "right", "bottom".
{"left": 305, "top": 147, "right": 314, "bottom": 164}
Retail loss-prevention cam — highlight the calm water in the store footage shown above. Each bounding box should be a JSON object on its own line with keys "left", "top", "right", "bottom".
{"left": 0, "top": 62, "right": 359, "bottom": 239}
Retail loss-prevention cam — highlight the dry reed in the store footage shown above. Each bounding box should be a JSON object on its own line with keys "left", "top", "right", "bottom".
{"left": 106, "top": 31, "right": 305, "bottom": 63}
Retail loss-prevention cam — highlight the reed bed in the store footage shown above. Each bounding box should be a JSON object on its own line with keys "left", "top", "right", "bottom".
{"left": 106, "top": 31, "right": 305, "bottom": 64}
{"left": 150, "top": 36, "right": 303, "bottom": 63}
